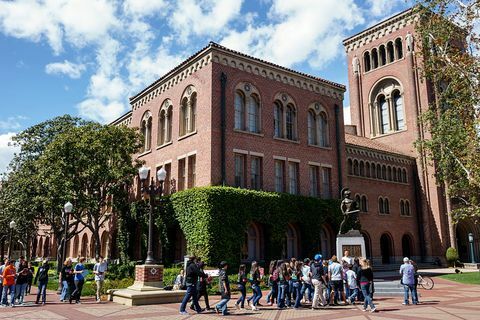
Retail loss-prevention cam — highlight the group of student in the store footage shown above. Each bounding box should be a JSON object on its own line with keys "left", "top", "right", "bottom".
{"left": 178, "top": 250, "right": 377, "bottom": 316}
{"left": 0, "top": 255, "right": 107, "bottom": 307}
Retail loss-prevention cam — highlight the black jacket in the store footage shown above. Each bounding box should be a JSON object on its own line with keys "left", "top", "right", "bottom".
{"left": 185, "top": 261, "right": 201, "bottom": 286}
{"left": 34, "top": 264, "right": 50, "bottom": 284}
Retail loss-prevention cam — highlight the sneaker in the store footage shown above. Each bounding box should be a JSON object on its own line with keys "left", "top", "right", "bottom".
{"left": 234, "top": 303, "right": 240, "bottom": 310}
{"left": 402, "top": 302, "right": 409, "bottom": 305}
{"left": 179, "top": 311, "right": 188, "bottom": 315}
{"left": 267, "top": 302, "right": 273, "bottom": 306}
{"left": 362, "top": 308, "right": 367, "bottom": 312}
{"left": 370, "top": 307, "right": 377, "bottom": 313}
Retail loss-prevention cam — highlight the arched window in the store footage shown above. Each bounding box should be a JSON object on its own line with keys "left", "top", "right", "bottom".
{"left": 372, "top": 48, "right": 379, "bottom": 69}
{"left": 243, "top": 223, "right": 262, "bottom": 261}
{"left": 248, "top": 94, "right": 260, "bottom": 133}
{"left": 405, "top": 200, "right": 411, "bottom": 216}
{"left": 402, "top": 168, "right": 407, "bottom": 183}
{"left": 286, "top": 105, "right": 296, "bottom": 140}
{"left": 285, "top": 224, "right": 298, "bottom": 259}
{"left": 365, "top": 162, "right": 371, "bottom": 178}
{"left": 72, "top": 235, "right": 79, "bottom": 257}
{"left": 355, "top": 194, "right": 361, "bottom": 206}
{"left": 378, "top": 95, "right": 389, "bottom": 134}
{"left": 361, "top": 195, "right": 368, "bottom": 212}
{"left": 379, "top": 197, "right": 384, "bottom": 213}
{"left": 395, "top": 38, "right": 403, "bottom": 59}
{"left": 387, "top": 41, "right": 394, "bottom": 62}
{"left": 385, "top": 198, "right": 390, "bottom": 213}
{"left": 234, "top": 91, "right": 245, "bottom": 130}
{"left": 100, "top": 231, "right": 109, "bottom": 258}
{"left": 393, "top": 90, "right": 404, "bottom": 130}
{"left": 348, "top": 158, "right": 353, "bottom": 175}
{"left": 307, "top": 110, "right": 317, "bottom": 145}
{"left": 158, "top": 100, "right": 173, "bottom": 146}
{"left": 274, "top": 102, "right": 283, "bottom": 138}
{"left": 158, "top": 110, "right": 166, "bottom": 145}
{"left": 387, "top": 166, "right": 392, "bottom": 181}
{"left": 353, "top": 159, "right": 359, "bottom": 175}
{"left": 180, "top": 85, "right": 197, "bottom": 136}
{"left": 359, "top": 161, "right": 365, "bottom": 176}
{"left": 379, "top": 45, "right": 386, "bottom": 66}
{"left": 364, "top": 51, "right": 371, "bottom": 72}
{"left": 400, "top": 200, "right": 405, "bottom": 215}
{"left": 140, "top": 111, "right": 152, "bottom": 152}
{"left": 382, "top": 165, "right": 387, "bottom": 180}
{"left": 319, "top": 112, "right": 329, "bottom": 147}
{"left": 81, "top": 234, "right": 88, "bottom": 257}
{"left": 37, "top": 238, "right": 44, "bottom": 257}
{"left": 376, "top": 164, "right": 382, "bottom": 178}
{"left": 393, "top": 167, "right": 398, "bottom": 182}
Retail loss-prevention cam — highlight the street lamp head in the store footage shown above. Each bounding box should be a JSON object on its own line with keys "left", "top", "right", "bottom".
{"left": 157, "top": 167, "right": 167, "bottom": 182}
{"left": 64, "top": 201, "right": 73, "bottom": 214}
{"left": 138, "top": 166, "right": 150, "bottom": 181}
{"left": 468, "top": 232, "right": 474, "bottom": 243}
{"left": 9, "top": 220, "right": 16, "bottom": 229}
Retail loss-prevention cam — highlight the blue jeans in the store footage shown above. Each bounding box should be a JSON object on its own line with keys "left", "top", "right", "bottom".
{"left": 300, "top": 282, "right": 313, "bottom": 302}
{"left": 251, "top": 284, "right": 262, "bottom": 306}
{"left": 266, "top": 282, "right": 277, "bottom": 304}
{"left": 236, "top": 284, "right": 246, "bottom": 308}
{"left": 403, "top": 284, "right": 418, "bottom": 304}
{"left": 1, "top": 284, "right": 15, "bottom": 305}
{"left": 361, "top": 283, "right": 375, "bottom": 310}
{"left": 348, "top": 288, "right": 358, "bottom": 302}
{"left": 60, "top": 280, "right": 69, "bottom": 300}
{"left": 292, "top": 281, "right": 302, "bottom": 308}
{"left": 36, "top": 281, "right": 47, "bottom": 303}
{"left": 15, "top": 283, "right": 27, "bottom": 304}
{"left": 216, "top": 297, "right": 230, "bottom": 315}
{"left": 277, "top": 283, "right": 287, "bottom": 308}
{"left": 180, "top": 284, "right": 201, "bottom": 312}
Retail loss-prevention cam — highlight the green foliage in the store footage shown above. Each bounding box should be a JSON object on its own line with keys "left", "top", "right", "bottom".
{"left": 446, "top": 247, "right": 459, "bottom": 264}
{"left": 439, "top": 272, "right": 480, "bottom": 285}
{"left": 169, "top": 186, "right": 343, "bottom": 266}
{"left": 106, "top": 261, "right": 137, "bottom": 280}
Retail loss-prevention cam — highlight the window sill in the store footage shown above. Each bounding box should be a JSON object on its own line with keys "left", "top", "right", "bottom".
{"left": 346, "top": 174, "right": 408, "bottom": 185}
{"left": 400, "top": 214, "right": 413, "bottom": 218}
{"left": 156, "top": 141, "right": 173, "bottom": 150}
{"left": 178, "top": 130, "right": 197, "bottom": 141}
{"left": 138, "top": 150, "right": 152, "bottom": 158}
{"left": 363, "top": 57, "right": 405, "bottom": 75}
{"left": 233, "top": 129, "right": 264, "bottom": 137}
{"left": 370, "top": 128, "right": 408, "bottom": 139}
{"left": 273, "top": 137, "right": 300, "bottom": 144}
{"left": 308, "top": 143, "right": 332, "bottom": 150}
{"left": 378, "top": 212, "right": 391, "bottom": 216}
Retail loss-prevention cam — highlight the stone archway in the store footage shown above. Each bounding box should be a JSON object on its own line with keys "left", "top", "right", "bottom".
{"left": 456, "top": 219, "right": 480, "bottom": 263}
{"left": 380, "top": 233, "right": 394, "bottom": 264}
{"left": 361, "top": 231, "right": 372, "bottom": 259}
{"left": 402, "top": 234, "right": 413, "bottom": 258}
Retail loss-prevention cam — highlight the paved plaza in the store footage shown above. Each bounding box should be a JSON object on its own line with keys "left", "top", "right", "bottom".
{"left": 1, "top": 277, "right": 479, "bottom": 320}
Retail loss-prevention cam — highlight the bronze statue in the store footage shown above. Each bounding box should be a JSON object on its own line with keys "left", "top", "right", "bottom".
{"left": 338, "top": 188, "right": 360, "bottom": 235}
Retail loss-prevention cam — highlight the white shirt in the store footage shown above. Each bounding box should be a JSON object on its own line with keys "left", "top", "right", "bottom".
{"left": 93, "top": 262, "right": 107, "bottom": 281}
{"left": 346, "top": 270, "right": 357, "bottom": 289}
{"left": 328, "top": 262, "right": 343, "bottom": 281}
{"left": 341, "top": 256, "right": 353, "bottom": 265}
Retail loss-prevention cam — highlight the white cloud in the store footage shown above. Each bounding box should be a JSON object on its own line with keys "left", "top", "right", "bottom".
{"left": 45, "top": 60, "right": 86, "bottom": 79}
{"left": 0, "top": 116, "right": 26, "bottom": 132}
{"left": 344, "top": 105, "right": 351, "bottom": 125}
{"left": 171, "top": 0, "right": 243, "bottom": 42}
{"left": 77, "top": 99, "right": 126, "bottom": 124}
{"left": 221, "top": 0, "right": 364, "bottom": 69}
{"left": 0, "top": 133, "right": 19, "bottom": 174}
{"left": 123, "top": 0, "right": 168, "bottom": 17}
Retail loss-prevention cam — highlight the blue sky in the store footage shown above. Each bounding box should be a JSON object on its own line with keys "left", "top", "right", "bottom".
{"left": 0, "top": 0, "right": 412, "bottom": 173}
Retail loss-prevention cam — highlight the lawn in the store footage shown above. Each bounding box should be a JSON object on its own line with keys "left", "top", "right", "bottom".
{"left": 439, "top": 271, "right": 480, "bottom": 285}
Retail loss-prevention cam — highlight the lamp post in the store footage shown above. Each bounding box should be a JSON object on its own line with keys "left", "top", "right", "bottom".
{"left": 468, "top": 232, "right": 475, "bottom": 264}
{"left": 62, "top": 202, "right": 73, "bottom": 263}
{"left": 138, "top": 166, "right": 167, "bottom": 265}
{"left": 7, "top": 220, "right": 16, "bottom": 259}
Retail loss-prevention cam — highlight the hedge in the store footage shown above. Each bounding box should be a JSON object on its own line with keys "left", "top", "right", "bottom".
{"left": 169, "top": 186, "right": 350, "bottom": 266}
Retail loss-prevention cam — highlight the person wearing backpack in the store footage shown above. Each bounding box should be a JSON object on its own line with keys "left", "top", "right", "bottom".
{"left": 311, "top": 254, "right": 327, "bottom": 309}
{"left": 34, "top": 260, "right": 49, "bottom": 305}
{"left": 292, "top": 260, "right": 303, "bottom": 309}
{"left": 300, "top": 258, "right": 313, "bottom": 303}
{"left": 235, "top": 264, "right": 248, "bottom": 309}
{"left": 179, "top": 256, "right": 203, "bottom": 315}
{"left": 265, "top": 260, "right": 278, "bottom": 306}
{"left": 247, "top": 261, "right": 262, "bottom": 311}
{"left": 276, "top": 261, "right": 290, "bottom": 309}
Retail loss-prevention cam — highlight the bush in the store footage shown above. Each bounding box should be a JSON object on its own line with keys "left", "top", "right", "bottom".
{"left": 106, "top": 261, "right": 137, "bottom": 280}
{"left": 446, "top": 247, "right": 459, "bottom": 267}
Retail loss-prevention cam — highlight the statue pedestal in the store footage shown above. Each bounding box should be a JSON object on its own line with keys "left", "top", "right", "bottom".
{"left": 128, "top": 264, "right": 164, "bottom": 291}
{"left": 336, "top": 230, "right": 366, "bottom": 259}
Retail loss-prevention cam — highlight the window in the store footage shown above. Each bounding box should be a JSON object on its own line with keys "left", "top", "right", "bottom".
{"left": 321, "top": 167, "right": 332, "bottom": 199}
{"left": 288, "top": 162, "right": 299, "bottom": 195}
{"left": 158, "top": 100, "right": 172, "bottom": 146}
{"left": 395, "top": 38, "right": 403, "bottom": 59}
{"left": 187, "top": 155, "right": 196, "bottom": 188}
{"left": 379, "top": 95, "right": 389, "bottom": 134}
{"left": 164, "top": 163, "right": 172, "bottom": 194}
{"left": 309, "top": 165, "right": 319, "bottom": 197}
{"left": 393, "top": 91, "right": 404, "bottom": 130}
{"left": 140, "top": 111, "right": 152, "bottom": 152}
{"left": 179, "top": 86, "right": 197, "bottom": 136}
{"left": 286, "top": 105, "right": 296, "bottom": 140}
{"left": 361, "top": 195, "right": 368, "bottom": 212}
{"left": 365, "top": 162, "right": 371, "bottom": 178}
{"left": 178, "top": 158, "right": 186, "bottom": 191}
{"left": 347, "top": 158, "right": 353, "bottom": 175}
{"left": 360, "top": 161, "right": 365, "bottom": 176}
{"left": 250, "top": 156, "right": 262, "bottom": 190}
{"left": 405, "top": 200, "right": 410, "bottom": 216}
{"left": 385, "top": 198, "right": 390, "bottom": 213}
{"left": 387, "top": 41, "right": 394, "bottom": 63}
{"left": 234, "top": 91, "right": 245, "bottom": 130}
{"left": 400, "top": 200, "right": 405, "bottom": 215}
{"left": 248, "top": 95, "right": 260, "bottom": 133}
{"left": 319, "top": 112, "right": 329, "bottom": 147}
{"left": 379, "top": 45, "right": 386, "bottom": 66}
{"left": 274, "top": 160, "right": 285, "bottom": 192}
{"left": 353, "top": 160, "right": 359, "bottom": 175}
{"left": 234, "top": 154, "right": 246, "bottom": 188}
{"left": 402, "top": 168, "right": 407, "bottom": 183}
{"left": 307, "top": 111, "right": 317, "bottom": 145}
{"left": 379, "top": 197, "right": 385, "bottom": 214}
{"left": 274, "top": 102, "right": 283, "bottom": 138}
{"left": 372, "top": 48, "right": 378, "bottom": 69}
{"left": 382, "top": 165, "right": 387, "bottom": 180}
{"left": 364, "top": 51, "right": 371, "bottom": 72}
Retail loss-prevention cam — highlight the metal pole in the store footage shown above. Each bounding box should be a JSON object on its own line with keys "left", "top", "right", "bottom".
{"left": 62, "top": 210, "right": 69, "bottom": 263}
{"left": 7, "top": 227, "right": 13, "bottom": 259}
{"left": 469, "top": 236, "right": 475, "bottom": 264}
{"left": 145, "top": 178, "right": 155, "bottom": 265}
{"left": 158, "top": 180, "right": 164, "bottom": 264}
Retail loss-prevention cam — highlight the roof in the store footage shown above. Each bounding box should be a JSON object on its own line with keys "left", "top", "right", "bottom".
{"left": 130, "top": 41, "right": 345, "bottom": 102}
{"left": 345, "top": 133, "right": 414, "bottom": 159}
{"left": 110, "top": 110, "right": 132, "bottom": 126}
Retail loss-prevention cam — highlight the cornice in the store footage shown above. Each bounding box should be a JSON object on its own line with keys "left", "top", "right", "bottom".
{"left": 110, "top": 110, "right": 132, "bottom": 127}
{"left": 345, "top": 143, "right": 415, "bottom": 165}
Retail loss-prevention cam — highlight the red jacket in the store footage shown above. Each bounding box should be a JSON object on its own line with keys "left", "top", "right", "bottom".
{"left": 2, "top": 265, "right": 16, "bottom": 286}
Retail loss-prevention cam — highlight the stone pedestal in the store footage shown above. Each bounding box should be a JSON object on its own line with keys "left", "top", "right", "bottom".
{"left": 128, "top": 264, "right": 164, "bottom": 291}
{"left": 336, "top": 229, "right": 366, "bottom": 259}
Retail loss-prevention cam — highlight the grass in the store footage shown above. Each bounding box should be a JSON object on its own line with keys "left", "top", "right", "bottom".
{"left": 438, "top": 272, "right": 480, "bottom": 285}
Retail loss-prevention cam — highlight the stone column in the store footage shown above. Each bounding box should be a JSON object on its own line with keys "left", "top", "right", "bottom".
{"left": 128, "top": 264, "right": 164, "bottom": 291}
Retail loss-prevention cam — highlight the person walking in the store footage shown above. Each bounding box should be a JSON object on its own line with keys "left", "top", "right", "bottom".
{"left": 248, "top": 261, "right": 262, "bottom": 311}
{"left": 400, "top": 257, "right": 418, "bottom": 305}
{"left": 235, "top": 264, "right": 248, "bottom": 310}
{"left": 215, "top": 261, "right": 231, "bottom": 316}
{"left": 93, "top": 255, "right": 108, "bottom": 303}
{"left": 34, "top": 260, "right": 49, "bottom": 305}
{"left": 26, "top": 261, "right": 34, "bottom": 295}
{"left": 346, "top": 264, "right": 358, "bottom": 304}
{"left": 179, "top": 256, "right": 203, "bottom": 315}
{"left": 328, "top": 255, "right": 344, "bottom": 305}
{"left": 300, "top": 258, "right": 313, "bottom": 303}
{"left": 358, "top": 258, "right": 376, "bottom": 312}
{"left": 70, "top": 257, "right": 86, "bottom": 304}
{"left": 292, "top": 260, "right": 303, "bottom": 309}
{"left": 310, "top": 254, "right": 326, "bottom": 309}
{"left": 353, "top": 257, "right": 363, "bottom": 302}
{"left": 1, "top": 259, "right": 16, "bottom": 307}
{"left": 59, "top": 258, "right": 73, "bottom": 302}
{"left": 191, "top": 261, "right": 210, "bottom": 310}
{"left": 276, "top": 261, "right": 290, "bottom": 309}
{"left": 15, "top": 267, "right": 29, "bottom": 305}
{"left": 265, "top": 260, "right": 277, "bottom": 305}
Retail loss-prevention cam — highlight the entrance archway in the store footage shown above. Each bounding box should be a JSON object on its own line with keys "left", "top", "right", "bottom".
{"left": 380, "top": 233, "right": 393, "bottom": 264}
{"left": 319, "top": 225, "right": 332, "bottom": 259}
{"left": 456, "top": 219, "right": 480, "bottom": 262}
{"left": 402, "top": 234, "right": 413, "bottom": 258}
{"left": 361, "top": 231, "right": 372, "bottom": 259}
{"left": 285, "top": 223, "right": 299, "bottom": 259}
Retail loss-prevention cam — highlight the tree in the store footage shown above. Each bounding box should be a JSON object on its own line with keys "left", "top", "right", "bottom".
{"left": 415, "top": 1, "right": 480, "bottom": 226}
{"left": 37, "top": 123, "right": 142, "bottom": 260}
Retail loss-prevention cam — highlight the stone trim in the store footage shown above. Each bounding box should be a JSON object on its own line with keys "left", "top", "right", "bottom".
{"left": 345, "top": 144, "right": 414, "bottom": 165}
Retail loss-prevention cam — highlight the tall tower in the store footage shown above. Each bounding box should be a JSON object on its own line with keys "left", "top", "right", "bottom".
{"left": 343, "top": 8, "right": 451, "bottom": 261}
